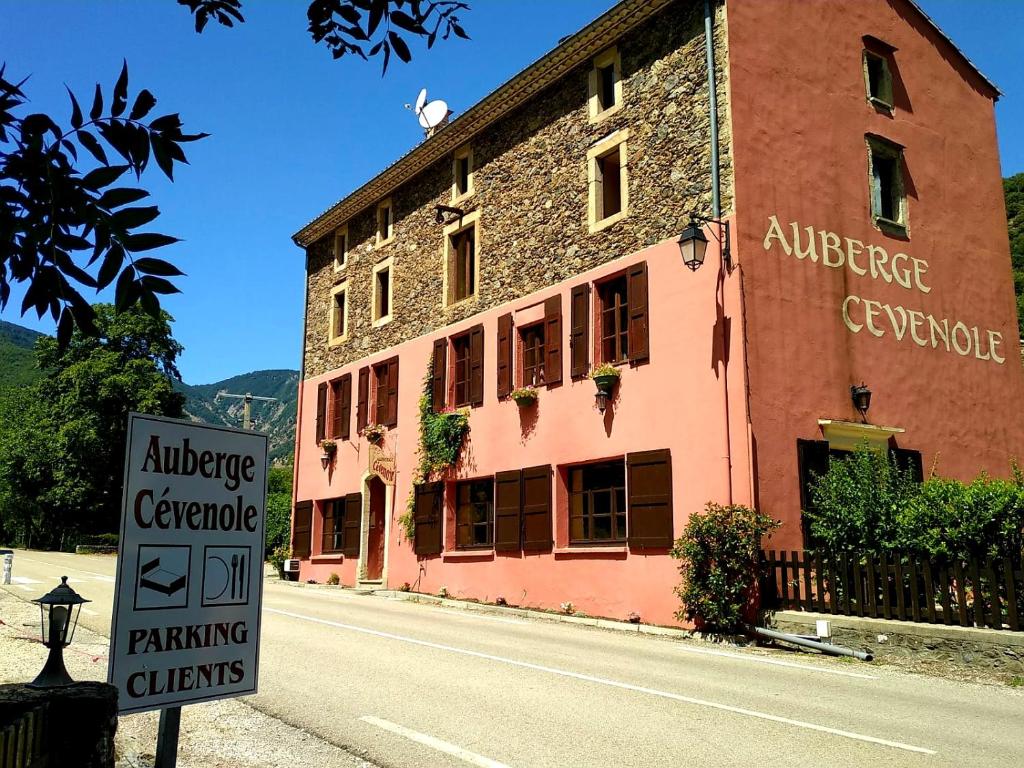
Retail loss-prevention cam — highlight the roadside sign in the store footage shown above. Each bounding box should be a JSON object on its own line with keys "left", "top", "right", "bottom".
{"left": 109, "top": 413, "right": 268, "bottom": 714}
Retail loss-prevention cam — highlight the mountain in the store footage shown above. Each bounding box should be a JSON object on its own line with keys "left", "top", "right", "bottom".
{"left": 0, "top": 320, "right": 44, "bottom": 389}
{"left": 177, "top": 370, "right": 299, "bottom": 465}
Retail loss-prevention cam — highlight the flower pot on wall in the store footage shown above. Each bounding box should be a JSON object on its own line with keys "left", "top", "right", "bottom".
{"left": 511, "top": 387, "right": 538, "bottom": 407}
{"left": 592, "top": 374, "right": 618, "bottom": 396}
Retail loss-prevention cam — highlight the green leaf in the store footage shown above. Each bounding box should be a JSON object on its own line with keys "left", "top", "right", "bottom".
{"left": 112, "top": 60, "right": 129, "bottom": 118}
{"left": 81, "top": 164, "right": 130, "bottom": 190}
{"left": 67, "top": 86, "right": 83, "bottom": 129}
{"left": 114, "top": 265, "right": 137, "bottom": 312}
{"left": 389, "top": 10, "right": 425, "bottom": 34}
{"left": 97, "top": 245, "right": 125, "bottom": 289}
{"left": 140, "top": 276, "right": 181, "bottom": 295}
{"left": 90, "top": 83, "right": 103, "bottom": 121}
{"left": 123, "top": 233, "right": 179, "bottom": 252}
{"left": 129, "top": 89, "right": 156, "bottom": 121}
{"left": 134, "top": 257, "right": 185, "bottom": 277}
{"left": 77, "top": 130, "right": 108, "bottom": 165}
{"left": 98, "top": 187, "right": 149, "bottom": 209}
{"left": 389, "top": 31, "right": 412, "bottom": 63}
{"left": 57, "top": 306, "right": 74, "bottom": 348}
{"left": 112, "top": 205, "right": 160, "bottom": 229}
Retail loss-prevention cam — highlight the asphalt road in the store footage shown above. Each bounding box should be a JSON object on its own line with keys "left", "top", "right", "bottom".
{"left": 4, "top": 549, "right": 1023, "bottom": 768}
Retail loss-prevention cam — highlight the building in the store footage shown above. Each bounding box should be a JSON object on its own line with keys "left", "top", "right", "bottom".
{"left": 289, "top": 0, "right": 1024, "bottom": 626}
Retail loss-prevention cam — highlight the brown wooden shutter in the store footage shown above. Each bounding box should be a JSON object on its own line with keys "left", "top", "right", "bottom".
{"left": 338, "top": 373, "right": 352, "bottom": 440}
{"left": 357, "top": 366, "right": 369, "bottom": 431}
{"left": 431, "top": 339, "right": 447, "bottom": 412}
{"left": 342, "top": 492, "right": 362, "bottom": 556}
{"left": 469, "top": 324, "right": 484, "bottom": 406}
{"left": 413, "top": 481, "right": 444, "bottom": 556}
{"left": 570, "top": 283, "right": 590, "bottom": 378}
{"left": 497, "top": 313, "right": 513, "bottom": 399}
{"left": 627, "top": 260, "right": 650, "bottom": 362}
{"left": 626, "top": 449, "right": 673, "bottom": 548}
{"left": 315, "top": 383, "right": 328, "bottom": 443}
{"left": 522, "top": 465, "right": 553, "bottom": 550}
{"left": 544, "top": 295, "right": 562, "bottom": 385}
{"left": 385, "top": 356, "right": 399, "bottom": 427}
{"left": 891, "top": 447, "right": 924, "bottom": 483}
{"left": 796, "top": 439, "right": 830, "bottom": 512}
{"left": 494, "top": 470, "right": 522, "bottom": 551}
{"left": 292, "top": 500, "right": 313, "bottom": 558}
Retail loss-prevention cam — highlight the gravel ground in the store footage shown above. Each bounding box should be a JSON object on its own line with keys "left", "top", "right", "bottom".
{"left": 0, "top": 588, "right": 374, "bottom": 768}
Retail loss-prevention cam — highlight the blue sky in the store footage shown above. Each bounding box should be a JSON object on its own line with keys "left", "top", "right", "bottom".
{"left": 3, "top": 1, "right": 1022, "bottom": 384}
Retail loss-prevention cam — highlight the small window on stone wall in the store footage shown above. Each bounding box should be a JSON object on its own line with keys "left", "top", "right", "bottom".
{"left": 588, "top": 47, "right": 622, "bottom": 122}
{"left": 376, "top": 199, "right": 394, "bottom": 246}
{"left": 372, "top": 257, "right": 393, "bottom": 326}
{"left": 333, "top": 226, "right": 348, "bottom": 271}
{"left": 866, "top": 134, "right": 907, "bottom": 235}
{"left": 443, "top": 210, "right": 481, "bottom": 307}
{"left": 452, "top": 145, "right": 474, "bottom": 202}
{"left": 329, "top": 281, "right": 348, "bottom": 345}
{"left": 587, "top": 130, "right": 629, "bottom": 233}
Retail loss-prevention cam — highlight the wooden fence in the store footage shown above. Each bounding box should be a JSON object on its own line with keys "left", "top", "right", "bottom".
{"left": 761, "top": 550, "right": 1023, "bottom": 632}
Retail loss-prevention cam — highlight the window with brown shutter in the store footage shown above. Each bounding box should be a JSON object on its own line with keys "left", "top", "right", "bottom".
{"left": 626, "top": 261, "right": 649, "bottom": 363}
{"left": 321, "top": 498, "right": 344, "bottom": 553}
{"left": 497, "top": 313, "right": 513, "bottom": 398}
{"left": 570, "top": 284, "right": 590, "bottom": 378}
{"left": 371, "top": 356, "right": 399, "bottom": 427}
{"left": 413, "top": 481, "right": 444, "bottom": 556}
{"left": 626, "top": 449, "right": 673, "bottom": 548}
{"left": 522, "top": 465, "right": 553, "bottom": 550}
{"left": 343, "top": 492, "right": 362, "bottom": 556}
{"left": 597, "top": 275, "right": 628, "bottom": 363}
{"left": 519, "top": 323, "right": 545, "bottom": 387}
{"left": 330, "top": 374, "right": 352, "bottom": 440}
{"left": 494, "top": 470, "right": 522, "bottom": 551}
{"left": 357, "top": 366, "right": 369, "bottom": 432}
{"left": 315, "top": 383, "right": 328, "bottom": 443}
{"left": 450, "top": 227, "right": 476, "bottom": 303}
{"left": 292, "top": 500, "right": 313, "bottom": 558}
{"left": 452, "top": 333, "right": 471, "bottom": 407}
{"left": 455, "top": 478, "right": 493, "bottom": 549}
{"left": 544, "top": 295, "right": 562, "bottom": 385}
{"left": 569, "top": 460, "right": 626, "bottom": 544}
{"left": 386, "top": 356, "right": 399, "bottom": 426}
{"left": 431, "top": 339, "right": 447, "bottom": 412}
{"left": 469, "top": 323, "right": 484, "bottom": 406}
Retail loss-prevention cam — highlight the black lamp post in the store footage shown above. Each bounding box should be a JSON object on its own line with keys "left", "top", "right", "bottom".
{"left": 28, "top": 576, "right": 90, "bottom": 688}
{"left": 677, "top": 213, "right": 731, "bottom": 271}
{"left": 851, "top": 383, "right": 872, "bottom": 423}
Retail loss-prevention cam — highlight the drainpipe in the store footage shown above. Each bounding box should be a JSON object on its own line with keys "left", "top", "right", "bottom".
{"left": 290, "top": 249, "right": 310, "bottom": 549}
{"left": 705, "top": 0, "right": 733, "bottom": 505}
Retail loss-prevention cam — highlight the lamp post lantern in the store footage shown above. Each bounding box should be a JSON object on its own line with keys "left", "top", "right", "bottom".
{"left": 28, "top": 576, "right": 90, "bottom": 688}
{"left": 851, "top": 383, "right": 872, "bottom": 423}
{"left": 677, "top": 213, "right": 731, "bottom": 271}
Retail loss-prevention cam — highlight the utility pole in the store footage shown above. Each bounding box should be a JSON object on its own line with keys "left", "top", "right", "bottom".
{"left": 214, "top": 390, "right": 278, "bottom": 430}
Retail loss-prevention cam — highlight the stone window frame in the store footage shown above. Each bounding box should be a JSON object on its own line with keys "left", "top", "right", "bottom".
{"left": 862, "top": 49, "right": 894, "bottom": 113}
{"left": 328, "top": 280, "right": 349, "bottom": 346}
{"left": 451, "top": 144, "right": 475, "bottom": 204}
{"left": 376, "top": 197, "right": 395, "bottom": 247}
{"left": 588, "top": 46, "right": 623, "bottom": 124}
{"left": 333, "top": 225, "right": 349, "bottom": 272}
{"left": 441, "top": 208, "right": 482, "bottom": 309}
{"left": 865, "top": 134, "right": 908, "bottom": 237}
{"left": 371, "top": 255, "right": 394, "bottom": 328}
{"left": 587, "top": 129, "right": 630, "bottom": 234}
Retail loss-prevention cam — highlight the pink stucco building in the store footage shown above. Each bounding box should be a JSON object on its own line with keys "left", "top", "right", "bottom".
{"left": 289, "top": 0, "right": 1023, "bottom": 626}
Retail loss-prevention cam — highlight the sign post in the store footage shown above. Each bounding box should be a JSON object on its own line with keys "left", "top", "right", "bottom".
{"left": 109, "top": 414, "right": 268, "bottom": 765}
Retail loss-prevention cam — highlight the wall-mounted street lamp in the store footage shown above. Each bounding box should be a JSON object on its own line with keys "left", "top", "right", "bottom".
{"left": 28, "top": 576, "right": 90, "bottom": 688}
{"left": 677, "top": 213, "right": 731, "bottom": 271}
{"left": 434, "top": 204, "right": 467, "bottom": 225}
{"left": 851, "top": 383, "right": 872, "bottom": 423}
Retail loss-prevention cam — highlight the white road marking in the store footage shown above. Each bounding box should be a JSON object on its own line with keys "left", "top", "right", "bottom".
{"left": 267, "top": 607, "right": 935, "bottom": 756}
{"left": 81, "top": 608, "right": 99, "bottom": 616}
{"left": 13, "top": 585, "right": 36, "bottom": 592}
{"left": 11, "top": 576, "right": 42, "bottom": 584}
{"left": 14, "top": 556, "right": 115, "bottom": 582}
{"left": 673, "top": 644, "right": 878, "bottom": 680}
{"left": 360, "top": 715, "right": 510, "bottom": 768}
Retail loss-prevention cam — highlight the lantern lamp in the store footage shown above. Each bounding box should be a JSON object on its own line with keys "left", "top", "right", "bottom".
{"left": 28, "top": 576, "right": 90, "bottom": 688}
{"left": 678, "top": 213, "right": 731, "bottom": 271}
{"left": 851, "top": 383, "right": 872, "bottom": 422}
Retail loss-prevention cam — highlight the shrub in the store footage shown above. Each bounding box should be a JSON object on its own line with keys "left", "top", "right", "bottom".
{"left": 327, "top": 572, "right": 340, "bottom": 586}
{"left": 268, "top": 545, "right": 290, "bottom": 578}
{"left": 78, "top": 533, "right": 119, "bottom": 547}
{"left": 671, "top": 503, "right": 780, "bottom": 633}
{"left": 264, "top": 492, "right": 291, "bottom": 557}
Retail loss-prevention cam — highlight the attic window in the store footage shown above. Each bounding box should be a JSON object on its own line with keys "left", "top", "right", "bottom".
{"left": 867, "top": 135, "right": 906, "bottom": 233}
{"left": 864, "top": 50, "right": 893, "bottom": 109}
{"left": 376, "top": 199, "right": 394, "bottom": 246}
{"left": 333, "top": 226, "right": 348, "bottom": 271}
{"left": 588, "top": 47, "right": 622, "bottom": 122}
{"left": 452, "top": 145, "right": 474, "bottom": 202}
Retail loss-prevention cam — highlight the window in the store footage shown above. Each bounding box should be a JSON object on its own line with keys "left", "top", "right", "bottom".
{"left": 333, "top": 226, "right": 348, "bottom": 271}
{"left": 520, "top": 323, "right": 545, "bottom": 386}
{"left": 588, "top": 47, "right": 622, "bottom": 122}
{"left": 863, "top": 51, "right": 893, "bottom": 109}
{"left": 867, "top": 135, "right": 906, "bottom": 232}
{"left": 569, "top": 460, "right": 627, "bottom": 544}
{"left": 455, "top": 478, "right": 493, "bottom": 549}
{"left": 452, "top": 333, "right": 471, "bottom": 407}
{"left": 376, "top": 199, "right": 394, "bottom": 245}
{"left": 451, "top": 145, "right": 474, "bottom": 202}
{"left": 597, "top": 275, "right": 628, "bottom": 363}
{"left": 587, "top": 130, "right": 629, "bottom": 233}
{"left": 321, "top": 494, "right": 361, "bottom": 556}
{"left": 328, "top": 281, "right": 348, "bottom": 345}
{"left": 443, "top": 210, "right": 481, "bottom": 307}
{"left": 329, "top": 374, "right": 351, "bottom": 440}
{"left": 373, "top": 358, "right": 398, "bottom": 427}
{"left": 372, "top": 257, "right": 393, "bottom": 325}
{"left": 448, "top": 326, "right": 483, "bottom": 407}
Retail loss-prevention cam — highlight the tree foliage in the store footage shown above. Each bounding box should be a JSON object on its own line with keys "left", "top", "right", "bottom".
{"left": 0, "top": 304, "right": 184, "bottom": 548}
{"left": 265, "top": 464, "right": 293, "bottom": 557}
{"left": 1004, "top": 174, "right": 1024, "bottom": 337}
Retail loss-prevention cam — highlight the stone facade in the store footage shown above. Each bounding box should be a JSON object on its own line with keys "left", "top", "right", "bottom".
{"left": 303, "top": 0, "right": 732, "bottom": 379}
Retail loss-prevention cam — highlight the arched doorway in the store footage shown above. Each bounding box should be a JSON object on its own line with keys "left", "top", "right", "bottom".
{"left": 362, "top": 475, "right": 387, "bottom": 583}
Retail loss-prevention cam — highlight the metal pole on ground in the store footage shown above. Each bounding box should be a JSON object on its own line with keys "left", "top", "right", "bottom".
{"left": 155, "top": 706, "right": 181, "bottom": 768}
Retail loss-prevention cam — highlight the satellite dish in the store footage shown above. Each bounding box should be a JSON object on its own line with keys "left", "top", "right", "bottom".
{"left": 410, "top": 87, "right": 451, "bottom": 131}
{"left": 415, "top": 88, "right": 427, "bottom": 112}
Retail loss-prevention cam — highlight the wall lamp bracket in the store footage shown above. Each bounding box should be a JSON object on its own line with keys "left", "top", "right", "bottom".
{"left": 435, "top": 205, "right": 467, "bottom": 225}
{"left": 678, "top": 212, "right": 731, "bottom": 272}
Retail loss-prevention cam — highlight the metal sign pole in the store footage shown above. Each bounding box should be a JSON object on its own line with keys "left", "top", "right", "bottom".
{"left": 155, "top": 706, "right": 181, "bottom": 768}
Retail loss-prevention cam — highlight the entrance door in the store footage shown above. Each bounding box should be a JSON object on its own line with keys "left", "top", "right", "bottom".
{"left": 365, "top": 476, "right": 386, "bottom": 581}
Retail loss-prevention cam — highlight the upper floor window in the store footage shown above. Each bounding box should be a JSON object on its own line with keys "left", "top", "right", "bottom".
{"left": 520, "top": 322, "right": 545, "bottom": 387}
{"left": 452, "top": 332, "right": 472, "bottom": 407}
{"left": 328, "top": 281, "right": 349, "bottom": 345}
{"left": 333, "top": 226, "right": 348, "bottom": 271}
{"left": 866, "top": 135, "right": 906, "bottom": 234}
{"left": 451, "top": 145, "right": 474, "bottom": 202}
{"left": 443, "top": 210, "right": 481, "bottom": 307}
{"left": 372, "top": 356, "right": 399, "bottom": 427}
{"left": 455, "top": 478, "right": 494, "bottom": 549}
{"left": 431, "top": 324, "right": 484, "bottom": 411}
{"left": 588, "top": 47, "right": 622, "bottom": 122}
{"left": 597, "top": 274, "right": 628, "bottom": 363}
{"left": 376, "top": 199, "right": 394, "bottom": 246}
{"left": 863, "top": 51, "right": 893, "bottom": 109}
{"left": 587, "top": 130, "right": 629, "bottom": 233}
{"left": 372, "top": 257, "right": 393, "bottom": 326}
{"left": 329, "top": 373, "right": 351, "bottom": 440}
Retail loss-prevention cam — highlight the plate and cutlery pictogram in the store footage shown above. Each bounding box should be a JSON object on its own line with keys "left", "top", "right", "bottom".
{"left": 201, "top": 545, "right": 251, "bottom": 606}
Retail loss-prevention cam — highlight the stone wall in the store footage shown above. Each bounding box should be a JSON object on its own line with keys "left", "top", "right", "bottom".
{"left": 303, "top": 0, "right": 732, "bottom": 379}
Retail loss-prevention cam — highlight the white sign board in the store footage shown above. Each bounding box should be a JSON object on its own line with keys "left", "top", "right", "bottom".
{"left": 109, "top": 413, "right": 268, "bottom": 714}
